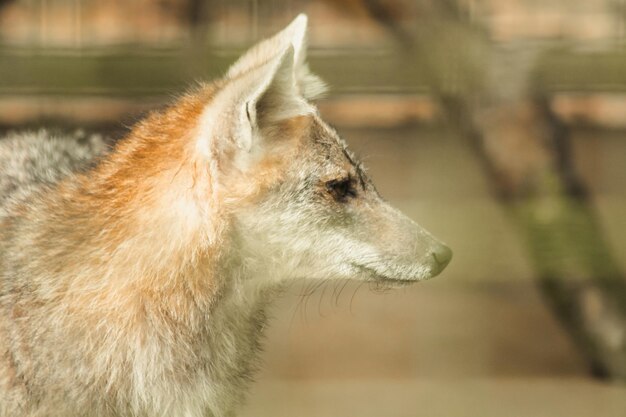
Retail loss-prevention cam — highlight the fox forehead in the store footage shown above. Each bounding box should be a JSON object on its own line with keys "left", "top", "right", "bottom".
{"left": 296, "top": 113, "right": 365, "bottom": 181}
{"left": 244, "top": 110, "right": 362, "bottom": 182}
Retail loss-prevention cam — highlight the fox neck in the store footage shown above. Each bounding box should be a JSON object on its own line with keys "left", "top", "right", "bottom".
{"left": 45, "top": 171, "right": 279, "bottom": 415}
{"left": 58, "top": 94, "right": 282, "bottom": 330}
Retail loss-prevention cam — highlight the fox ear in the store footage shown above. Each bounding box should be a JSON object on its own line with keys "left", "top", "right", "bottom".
{"left": 197, "top": 45, "right": 309, "bottom": 160}
{"left": 226, "top": 14, "right": 326, "bottom": 101}
{"left": 196, "top": 15, "right": 326, "bottom": 166}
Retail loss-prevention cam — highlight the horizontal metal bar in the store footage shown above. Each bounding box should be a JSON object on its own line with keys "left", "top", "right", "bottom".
{"left": 0, "top": 45, "right": 624, "bottom": 97}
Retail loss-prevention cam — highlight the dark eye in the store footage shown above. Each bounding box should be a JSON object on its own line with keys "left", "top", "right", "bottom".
{"left": 326, "top": 177, "right": 357, "bottom": 202}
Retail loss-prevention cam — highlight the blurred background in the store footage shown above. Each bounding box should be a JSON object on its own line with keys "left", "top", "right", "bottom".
{"left": 1, "top": 1, "right": 626, "bottom": 416}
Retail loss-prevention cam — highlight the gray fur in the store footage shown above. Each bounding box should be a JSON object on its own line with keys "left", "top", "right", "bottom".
{"left": 0, "top": 130, "right": 108, "bottom": 209}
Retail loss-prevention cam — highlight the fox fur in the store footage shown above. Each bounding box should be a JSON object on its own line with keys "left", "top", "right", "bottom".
{"left": 0, "top": 15, "right": 452, "bottom": 417}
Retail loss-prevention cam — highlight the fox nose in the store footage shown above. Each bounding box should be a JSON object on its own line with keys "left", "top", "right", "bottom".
{"left": 430, "top": 244, "right": 452, "bottom": 276}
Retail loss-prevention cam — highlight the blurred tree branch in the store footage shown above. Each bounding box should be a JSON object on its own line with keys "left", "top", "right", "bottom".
{"left": 351, "top": 0, "right": 626, "bottom": 380}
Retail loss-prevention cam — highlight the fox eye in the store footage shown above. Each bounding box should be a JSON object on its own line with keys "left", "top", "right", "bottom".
{"left": 325, "top": 177, "right": 357, "bottom": 202}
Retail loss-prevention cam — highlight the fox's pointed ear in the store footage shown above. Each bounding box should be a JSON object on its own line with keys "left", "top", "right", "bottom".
{"left": 197, "top": 45, "right": 310, "bottom": 161}
{"left": 226, "top": 14, "right": 326, "bottom": 101}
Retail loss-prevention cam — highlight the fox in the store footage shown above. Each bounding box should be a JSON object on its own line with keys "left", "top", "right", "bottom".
{"left": 0, "top": 14, "right": 452, "bottom": 417}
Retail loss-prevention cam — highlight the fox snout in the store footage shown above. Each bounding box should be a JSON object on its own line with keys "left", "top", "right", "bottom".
{"left": 392, "top": 226, "right": 453, "bottom": 282}
{"left": 396, "top": 209, "right": 453, "bottom": 281}
{"left": 350, "top": 201, "right": 453, "bottom": 284}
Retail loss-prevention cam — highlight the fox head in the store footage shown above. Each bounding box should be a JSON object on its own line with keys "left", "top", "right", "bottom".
{"left": 96, "top": 15, "right": 450, "bottom": 292}
{"left": 191, "top": 14, "right": 452, "bottom": 288}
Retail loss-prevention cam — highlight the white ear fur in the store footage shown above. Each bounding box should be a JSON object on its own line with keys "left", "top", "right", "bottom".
{"left": 226, "top": 14, "right": 327, "bottom": 101}
{"left": 227, "top": 14, "right": 307, "bottom": 80}
{"left": 196, "top": 15, "right": 328, "bottom": 168}
{"left": 197, "top": 46, "right": 310, "bottom": 163}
